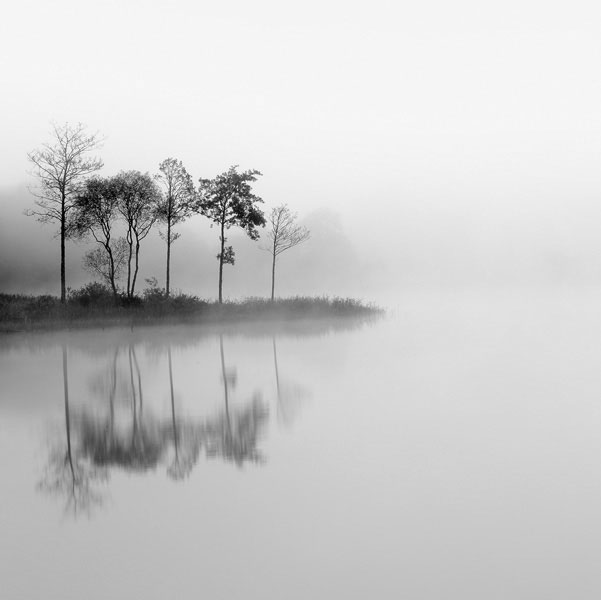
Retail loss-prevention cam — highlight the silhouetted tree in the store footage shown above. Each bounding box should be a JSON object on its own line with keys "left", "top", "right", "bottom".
{"left": 195, "top": 166, "right": 266, "bottom": 303}
{"left": 263, "top": 204, "right": 310, "bottom": 300}
{"left": 26, "top": 123, "right": 103, "bottom": 302}
{"left": 114, "top": 171, "right": 161, "bottom": 298}
{"left": 156, "top": 158, "right": 195, "bottom": 297}
{"left": 73, "top": 176, "right": 123, "bottom": 296}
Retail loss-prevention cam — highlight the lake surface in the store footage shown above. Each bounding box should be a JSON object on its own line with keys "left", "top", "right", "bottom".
{"left": 2, "top": 290, "right": 601, "bottom": 599}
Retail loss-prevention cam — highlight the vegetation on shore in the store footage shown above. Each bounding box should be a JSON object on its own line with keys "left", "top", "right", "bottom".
{"left": 26, "top": 122, "right": 314, "bottom": 305}
{"left": 17, "top": 123, "right": 379, "bottom": 327}
{"left": 0, "top": 282, "right": 382, "bottom": 332}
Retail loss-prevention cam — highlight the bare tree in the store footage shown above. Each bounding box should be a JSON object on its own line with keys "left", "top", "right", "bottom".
{"left": 263, "top": 204, "right": 310, "bottom": 300}
{"left": 26, "top": 123, "right": 104, "bottom": 302}
{"left": 155, "top": 158, "right": 195, "bottom": 297}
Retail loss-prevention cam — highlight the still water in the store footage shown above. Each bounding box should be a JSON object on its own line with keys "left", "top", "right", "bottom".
{"left": 2, "top": 290, "right": 601, "bottom": 599}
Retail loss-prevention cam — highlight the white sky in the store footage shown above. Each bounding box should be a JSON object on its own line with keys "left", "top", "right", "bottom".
{"left": 1, "top": 0, "right": 601, "bottom": 298}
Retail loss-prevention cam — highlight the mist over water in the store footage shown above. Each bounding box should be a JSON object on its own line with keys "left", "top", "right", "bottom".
{"left": 1, "top": 294, "right": 601, "bottom": 599}
{"left": 2, "top": 0, "right": 601, "bottom": 598}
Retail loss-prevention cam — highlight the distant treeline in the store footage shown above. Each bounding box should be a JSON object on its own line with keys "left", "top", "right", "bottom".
{"left": 26, "top": 123, "right": 310, "bottom": 304}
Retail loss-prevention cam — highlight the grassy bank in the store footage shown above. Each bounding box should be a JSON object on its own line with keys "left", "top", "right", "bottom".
{"left": 0, "top": 283, "right": 383, "bottom": 332}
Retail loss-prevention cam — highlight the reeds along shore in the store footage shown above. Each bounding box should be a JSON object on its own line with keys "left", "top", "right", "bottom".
{"left": 0, "top": 283, "right": 383, "bottom": 332}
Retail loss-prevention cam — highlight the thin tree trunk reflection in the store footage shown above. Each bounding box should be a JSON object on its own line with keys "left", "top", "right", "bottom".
{"left": 271, "top": 337, "right": 308, "bottom": 427}
{"left": 168, "top": 346, "right": 179, "bottom": 464}
{"left": 220, "top": 335, "right": 230, "bottom": 419}
{"left": 132, "top": 346, "right": 143, "bottom": 418}
{"left": 38, "top": 344, "right": 106, "bottom": 516}
{"left": 219, "top": 334, "right": 234, "bottom": 451}
{"left": 128, "top": 344, "right": 138, "bottom": 447}
{"left": 272, "top": 337, "right": 284, "bottom": 422}
{"left": 109, "top": 347, "right": 118, "bottom": 432}
{"left": 62, "top": 345, "right": 75, "bottom": 485}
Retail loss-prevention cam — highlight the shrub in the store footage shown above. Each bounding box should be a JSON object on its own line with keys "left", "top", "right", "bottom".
{"left": 142, "top": 277, "right": 167, "bottom": 302}
{"left": 68, "top": 282, "right": 115, "bottom": 308}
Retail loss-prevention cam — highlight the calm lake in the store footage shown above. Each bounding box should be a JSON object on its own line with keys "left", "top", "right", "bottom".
{"left": 2, "top": 290, "right": 601, "bottom": 599}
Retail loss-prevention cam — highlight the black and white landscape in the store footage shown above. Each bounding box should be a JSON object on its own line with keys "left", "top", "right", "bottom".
{"left": 1, "top": 1, "right": 600, "bottom": 599}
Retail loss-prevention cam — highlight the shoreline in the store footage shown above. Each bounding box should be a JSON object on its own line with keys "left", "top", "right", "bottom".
{"left": 0, "top": 294, "right": 384, "bottom": 333}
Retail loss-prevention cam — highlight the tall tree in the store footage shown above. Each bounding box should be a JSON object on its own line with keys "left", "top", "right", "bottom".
{"left": 155, "top": 158, "right": 195, "bottom": 296}
{"left": 113, "top": 171, "right": 161, "bottom": 298}
{"left": 263, "top": 204, "right": 310, "bottom": 300}
{"left": 26, "top": 123, "right": 103, "bottom": 302}
{"left": 195, "top": 166, "right": 266, "bottom": 303}
{"left": 72, "top": 176, "right": 123, "bottom": 296}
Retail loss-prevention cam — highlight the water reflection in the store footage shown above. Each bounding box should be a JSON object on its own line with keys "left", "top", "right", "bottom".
{"left": 208, "top": 335, "right": 268, "bottom": 466}
{"left": 167, "top": 345, "right": 195, "bottom": 480}
{"left": 40, "top": 336, "right": 273, "bottom": 515}
{"left": 31, "top": 317, "right": 374, "bottom": 516}
{"left": 273, "top": 337, "right": 310, "bottom": 427}
{"left": 38, "top": 345, "right": 107, "bottom": 516}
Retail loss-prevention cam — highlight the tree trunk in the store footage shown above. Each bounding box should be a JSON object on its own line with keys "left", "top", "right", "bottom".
{"left": 218, "top": 222, "right": 225, "bottom": 304}
{"left": 60, "top": 208, "right": 66, "bottom": 303}
{"left": 271, "top": 250, "right": 276, "bottom": 301}
{"left": 131, "top": 239, "right": 140, "bottom": 298}
{"left": 105, "top": 243, "right": 118, "bottom": 298}
{"left": 126, "top": 230, "right": 133, "bottom": 298}
{"left": 166, "top": 217, "right": 171, "bottom": 298}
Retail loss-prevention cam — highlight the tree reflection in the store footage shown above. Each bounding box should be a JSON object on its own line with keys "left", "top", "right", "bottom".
{"left": 204, "top": 394, "right": 268, "bottom": 466}
{"left": 38, "top": 345, "right": 106, "bottom": 516}
{"left": 202, "top": 336, "right": 268, "bottom": 466}
{"left": 272, "top": 337, "right": 309, "bottom": 427}
{"left": 86, "top": 346, "right": 120, "bottom": 435}
{"left": 167, "top": 346, "right": 201, "bottom": 480}
{"left": 76, "top": 338, "right": 268, "bottom": 476}
{"left": 40, "top": 337, "right": 271, "bottom": 514}
{"left": 109, "top": 347, "right": 118, "bottom": 431}
{"left": 78, "top": 344, "right": 164, "bottom": 472}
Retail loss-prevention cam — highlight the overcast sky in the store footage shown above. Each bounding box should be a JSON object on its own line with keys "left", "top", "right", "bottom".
{"left": 1, "top": 0, "right": 600, "bottom": 301}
